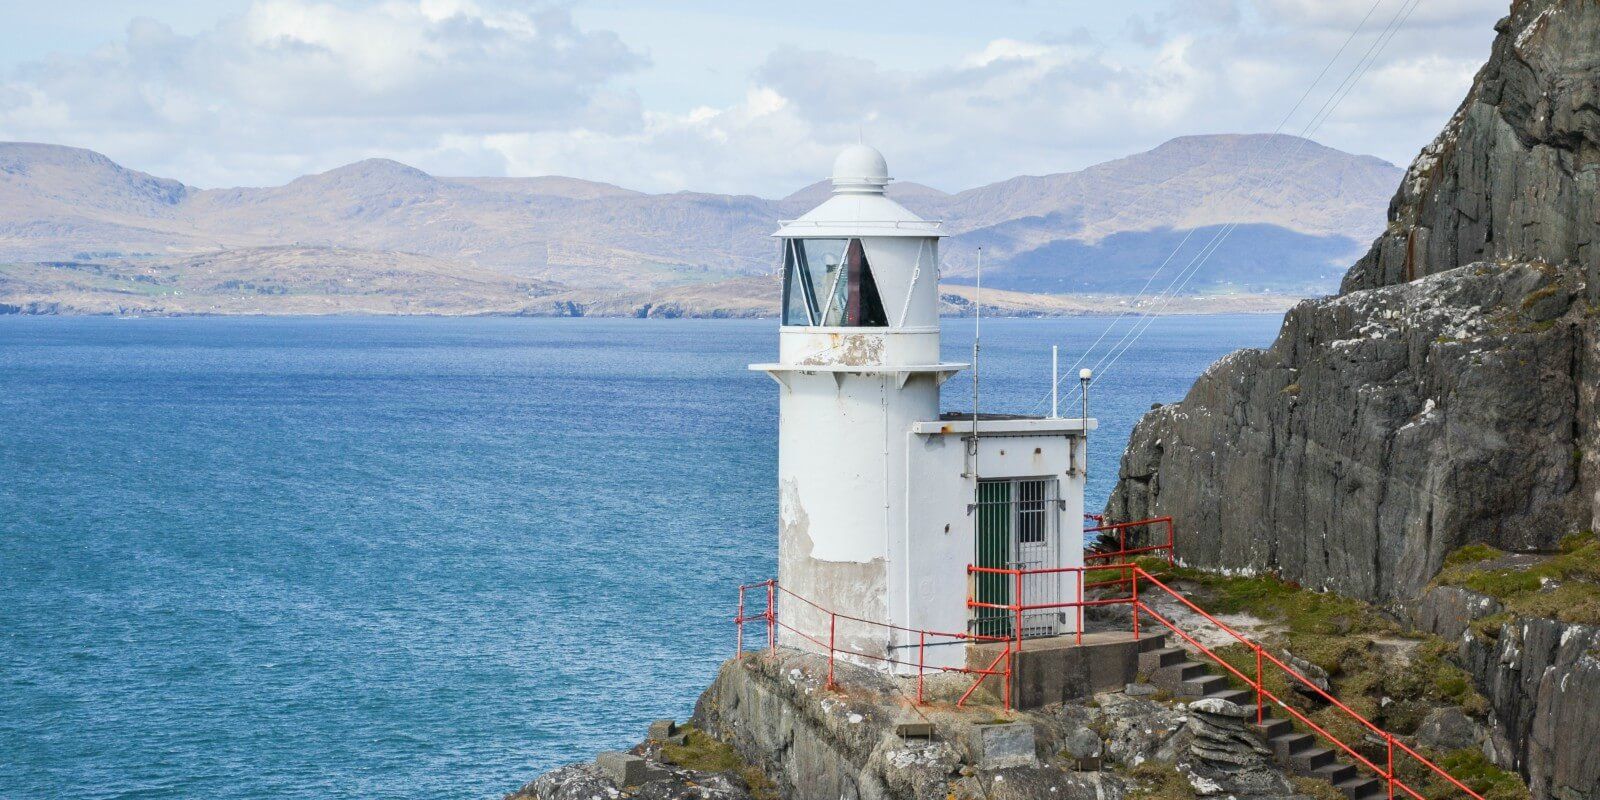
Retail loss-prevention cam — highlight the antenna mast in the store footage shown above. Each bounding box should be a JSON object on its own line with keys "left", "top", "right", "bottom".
{"left": 970, "top": 247, "right": 983, "bottom": 495}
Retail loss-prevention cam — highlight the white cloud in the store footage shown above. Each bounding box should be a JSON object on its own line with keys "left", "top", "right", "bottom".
{"left": 0, "top": 0, "right": 645, "bottom": 185}
{"left": 0, "top": 0, "right": 1503, "bottom": 194}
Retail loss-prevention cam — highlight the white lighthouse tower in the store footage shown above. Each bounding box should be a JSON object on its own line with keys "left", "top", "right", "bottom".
{"left": 751, "top": 145, "right": 1094, "bottom": 673}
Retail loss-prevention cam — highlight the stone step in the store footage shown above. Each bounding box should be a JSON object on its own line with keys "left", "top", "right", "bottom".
{"left": 1150, "top": 661, "right": 1208, "bottom": 692}
{"left": 1181, "top": 674, "right": 1229, "bottom": 697}
{"left": 1291, "top": 747, "right": 1336, "bottom": 772}
{"left": 1206, "top": 688, "right": 1254, "bottom": 706}
{"left": 1336, "top": 776, "right": 1386, "bottom": 800}
{"left": 1257, "top": 718, "right": 1293, "bottom": 740}
{"left": 1136, "top": 634, "right": 1170, "bottom": 653}
{"left": 1313, "top": 762, "right": 1358, "bottom": 786}
{"left": 1144, "top": 636, "right": 1385, "bottom": 800}
{"left": 1138, "top": 647, "right": 1187, "bottom": 672}
{"left": 1267, "top": 732, "right": 1317, "bottom": 760}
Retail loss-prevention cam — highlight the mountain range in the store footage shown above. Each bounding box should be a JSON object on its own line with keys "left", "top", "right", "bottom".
{"left": 0, "top": 134, "right": 1402, "bottom": 316}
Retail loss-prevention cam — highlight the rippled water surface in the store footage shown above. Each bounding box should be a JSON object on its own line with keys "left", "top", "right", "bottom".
{"left": 0, "top": 315, "right": 1279, "bottom": 799}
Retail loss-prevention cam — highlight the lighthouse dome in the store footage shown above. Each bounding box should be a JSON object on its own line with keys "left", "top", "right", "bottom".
{"left": 831, "top": 144, "right": 889, "bottom": 194}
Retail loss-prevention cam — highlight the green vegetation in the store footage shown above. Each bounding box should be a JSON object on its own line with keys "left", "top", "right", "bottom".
{"left": 1125, "top": 761, "right": 1192, "bottom": 800}
{"left": 1155, "top": 560, "right": 1489, "bottom": 758}
{"left": 1291, "top": 776, "right": 1347, "bottom": 800}
{"left": 660, "top": 727, "right": 778, "bottom": 800}
{"left": 1397, "top": 748, "right": 1530, "bottom": 800}
{"left": 1133, "top": 559, "right": 1536, "bottom": 800}
{"left": 1434, "top": 532, "right": 1600, "bottom": 625}
{"left": 1156, "top": 560, "right": 1396, "bottom": 665}
{"left": 660, "top": 727, "right": 742, "bottom": 772}
{"left": 1519, "top": 283, "right": 1562, "bottom": 313}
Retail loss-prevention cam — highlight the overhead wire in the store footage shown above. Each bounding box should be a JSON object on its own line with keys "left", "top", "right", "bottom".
{"left": 1025, "top": 0, "right": 1421, "bottom": 411}
{"left": 1084, "top": 0, "right": 1422, "bottom": 389}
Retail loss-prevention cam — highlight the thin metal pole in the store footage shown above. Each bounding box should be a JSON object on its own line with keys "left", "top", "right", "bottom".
{"left": 971, "top": 247, "right": 983, "bottom": 522}
{"left": 767, "top": 581, "right": 776, "bottom": 652}
{"left": 917, "top": 630, "right": 926, "bottom": 705}
{"left": 1051, "top": 345, "right": 1059, "bottom": 418}
{"left": 1167, "top": 518, "right": 1176, "bottom": 566}
{"left": 1387, "top": 734, "right": 1395, "bottom": 800}
{"left": 737, "top": 585, "right": 745, "bottom": 658}
{"left": 1080, "top": 369, "right": 1092, "bottom": 481}
{"left": 827, "top": 612, "right": 836, "bottom": 688}
{"left": 1075, "top": 569, "right": 1083, "bottom": 646}
{"left": 1255, "top": 644, "right": 1264, "bottom": 724}
{"left": 1004, "top": 647, "right": 1013, "bottom": 711}
{"left": 1013, "top": 568, "right": 1023, "bottom": 652}
{"left": 1131, "top": 568, "right": 1140, "bottom": 640}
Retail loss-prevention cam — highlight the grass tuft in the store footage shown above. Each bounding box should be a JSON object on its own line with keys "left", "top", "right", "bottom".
{"left": 1126, "top": 761, "right": 1192, "bottom": 800}
{"left": 660, "top": 727, "right": 778, "bottom": 800}
{"left": 1397, "top": 748, "right": 1530, "bottom": 800}
{"left": 661, "top": 727, "right": 743, "bottom": 773}
{"left": 1435, "top": 534, "right": 1600, "bottom": 625}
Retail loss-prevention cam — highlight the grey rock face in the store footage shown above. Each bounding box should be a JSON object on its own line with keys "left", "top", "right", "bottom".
{"left": 1106, "top": 0, "right": 1600, "bottom": 604}
{"left": 1108, "top": 259, "right": 1592, "bottom": 601}
{"left": 1414, "top": 586, "right": 1600, "bottom": 800}
{"left": 1103, "top": 5, "right": 1600, "bottom": 798}
{"left": 1415, "top": 707, "right": 1483, "bottom": 752}
{"left": 507, "top": 758, "right": 756, "bottom": 800}
{"left": 1341, "top": 2, "right": 1600, "bottom": 296}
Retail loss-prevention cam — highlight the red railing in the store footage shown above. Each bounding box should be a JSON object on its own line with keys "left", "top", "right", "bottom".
{"left": 734, "top": 579, "right": 1016, "bottom": 708}
{"left": 1124, "top": 566, "right": 1483, "bottom": 800}
{"left": 967, "top": 562, "right": 1140, "bottom": 648}
{"left": 736, "top": 521, "right": 1487, "bottom": 800}
{"left": 967, "top": 559, "right": 1485, "bottom": 800}
{"left": 1085, "top": 515, "right": 1175, "bottom": 566}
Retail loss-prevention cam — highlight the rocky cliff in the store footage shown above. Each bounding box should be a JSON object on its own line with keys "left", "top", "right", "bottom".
{"left": 1413, "top": 585, "right": 1600, "bottom": 800}
{"left": 1106, "top": 0, "right": 1600, "bottom": 604}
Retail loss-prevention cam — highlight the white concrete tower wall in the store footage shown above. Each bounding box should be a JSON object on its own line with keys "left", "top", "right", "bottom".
{"left": 753, "top": 145, "right": 962, "bottom": 666}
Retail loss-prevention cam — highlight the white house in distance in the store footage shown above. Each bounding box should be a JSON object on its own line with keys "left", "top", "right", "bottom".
{"left": 749, "top": 144, "right": 1095, "bottom": 673}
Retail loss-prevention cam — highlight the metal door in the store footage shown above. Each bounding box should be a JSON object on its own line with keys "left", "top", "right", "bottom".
{"left": 972, "top": 477, "right": 1061, "bottom": 639}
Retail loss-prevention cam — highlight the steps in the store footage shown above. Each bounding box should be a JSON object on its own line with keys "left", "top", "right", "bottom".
{"left": 1138, "top": 641, "right": 1386, "bottom": 800}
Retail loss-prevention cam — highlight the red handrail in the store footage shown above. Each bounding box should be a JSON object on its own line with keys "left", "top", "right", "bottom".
{"left": 1085, "top": 516, "right": 1175, "bottom": 566}
{"left": 734, "top": 579, "right": 1016, "bottom": 709}
{"left": 1127, "top": 566, "right": 1486, "bottom": 800}
{"left": 737, "top": 526, "right": 1489, "bottom": 800}
{"left": 961, "top": 557, "right": 1488, "bottom": 800}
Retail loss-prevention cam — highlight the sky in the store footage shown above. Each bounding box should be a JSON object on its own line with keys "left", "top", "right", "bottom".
{"left": 0, "top": 0, "right": 1506, "bottom": 195}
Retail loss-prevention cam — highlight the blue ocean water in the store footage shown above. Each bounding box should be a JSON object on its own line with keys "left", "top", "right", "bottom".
{"left": 0, "top": 315, "right": 1279, "bottom": 799}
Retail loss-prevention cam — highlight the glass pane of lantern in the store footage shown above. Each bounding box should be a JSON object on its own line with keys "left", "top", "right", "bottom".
{"left": 850, "top": 242, "right": 889, "bottom": 327}
{"left": 782, "top": 240, "right": 814, "bottom": 325}
{"left": 798, "top": 238, "right": 849, "bottom": 326}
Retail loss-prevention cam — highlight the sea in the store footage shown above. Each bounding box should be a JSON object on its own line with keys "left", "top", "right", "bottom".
{"left": 0, "top": 315, "right": 1280, "bottom": 800}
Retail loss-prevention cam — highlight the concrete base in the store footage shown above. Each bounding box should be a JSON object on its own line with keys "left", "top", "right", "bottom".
{"left": 965, "top": 632, "right": 1167, "bottom": 710}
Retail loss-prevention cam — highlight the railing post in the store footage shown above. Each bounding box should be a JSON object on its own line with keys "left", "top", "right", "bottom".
{"left": 1004, "top": 646, "right": 1013, "bottom": 711}
{"left": 1166, "top": 518, "right": 1175, "bottom": 566}
{"left": 1075, "top": 568, "right": 1083, "bottom": 646}
{"left": 1014, "top": 568, "right": 1024, "bottom": 651}
{"left": 1131, "top": 567, "right": 1140, "bottom": 640}
{"left": 917, "top": 630, "right": 926, "bottom": 705}
{"left": 1255, "top": 644, "right": 1264, "bottom": 725}
{"left": 766, "top": 580, "right": 776, "bottom": 652}
{"left": 1387, "top": 733, "right": 1394, "bottom": 800}
{"left": 827, "top": 612, "right": 837, "bottom": 689}
{"left": 736, "top": 585, "right": 746, "bottom": 658}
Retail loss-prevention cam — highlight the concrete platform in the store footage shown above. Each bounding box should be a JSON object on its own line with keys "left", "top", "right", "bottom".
{"left": 965, "top": 631, "right": 1167, "bottom": 709}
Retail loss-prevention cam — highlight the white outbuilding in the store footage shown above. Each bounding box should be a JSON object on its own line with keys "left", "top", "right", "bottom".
{"left": 750, "top": 144, "right": 1095, "bottom": 673}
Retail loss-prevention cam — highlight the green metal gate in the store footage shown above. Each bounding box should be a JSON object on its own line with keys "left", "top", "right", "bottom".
{"left": 973, "top": 479, "right": 1013, "bottom": 638}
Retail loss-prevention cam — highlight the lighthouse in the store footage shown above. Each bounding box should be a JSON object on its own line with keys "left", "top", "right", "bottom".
{"left": 751, "top": 145, "right": 1094, "bottom": 673}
